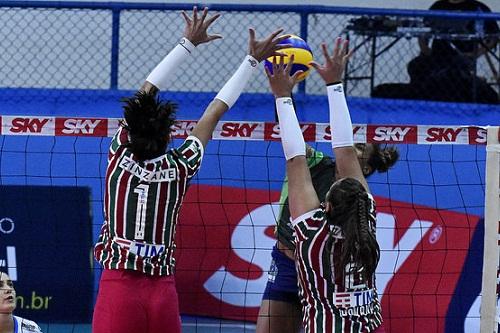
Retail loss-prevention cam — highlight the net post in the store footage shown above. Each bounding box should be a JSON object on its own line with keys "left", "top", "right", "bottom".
{"left": 480, "top": 126, "right": 500, "bottom": 333}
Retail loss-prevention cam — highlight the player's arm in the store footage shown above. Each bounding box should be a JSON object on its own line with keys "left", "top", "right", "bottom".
{"left": 140, "top": 6, "right": 222, "bottom": 94}
{"left": 190, "top": 29, "right": 291, "bottom": 147}
{"left": 310, "top": 38, "right": 369, "bottom": 192}
{"left": 266, "top": 55, "right": 320, "bottom": 220}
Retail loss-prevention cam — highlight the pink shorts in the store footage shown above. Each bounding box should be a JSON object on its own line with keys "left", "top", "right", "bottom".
{"left": 92, "top": 269, "right": 181, "bottom": 333}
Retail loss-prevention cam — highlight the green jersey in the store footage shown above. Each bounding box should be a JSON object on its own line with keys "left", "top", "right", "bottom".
{"left": 276, "top": 147, "right": 336, "bottom": 250}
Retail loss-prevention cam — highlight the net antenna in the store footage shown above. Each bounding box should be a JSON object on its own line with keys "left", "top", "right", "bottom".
{"left": 480, "top": 126, "right": 500, "bottom": 333}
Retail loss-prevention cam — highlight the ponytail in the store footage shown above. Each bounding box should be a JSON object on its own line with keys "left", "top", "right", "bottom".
{"left": 356, "top": 191, "right": 380, "bottom": 281}
{"left": 326, "top": 178, "right": 380, "bottom": 283}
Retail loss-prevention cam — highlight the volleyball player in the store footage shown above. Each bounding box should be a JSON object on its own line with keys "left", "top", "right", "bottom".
{"left": 92, "top": 6, "right": 291, "bottom": 333}
{"left": 0, "top": 271, "right": 43, "bottom": 333}
{"left": 265, "top": 38, "right": 385, "bottom": 332}
{"left": 257, "top": 142, "right": 397, "bottom": 333}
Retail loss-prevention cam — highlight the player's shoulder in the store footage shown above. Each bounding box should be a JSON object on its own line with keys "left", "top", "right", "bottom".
{"left": 172, "top": 135, "right": 204, "bottom": 158}
{"left": 14, "top": 316, "right": 43, "bottom": 333}
{"left": 291, "top": 207, "right": 326, "bottom": 228}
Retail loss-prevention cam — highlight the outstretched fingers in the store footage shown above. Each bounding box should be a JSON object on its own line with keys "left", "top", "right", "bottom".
{"left": 308, "top": 61, "right": 322, "bottom": 72}
{"left": 248, "top": 28, "right": 256, "bottom": 43}
{"left": 272, "top": 56, "right": 279, "bottom": 75}
{"left": 284, "top": 54, "right": 294, "bottom": 75}
{"left": 333, "top": 37, "right": 343, "bottom": 59}
{"left": 273, "top": 33, "right": 290, "bottom": 44}
{"left": 279, "top": 53, "right": 286, "bottom": 70}
{"left": 192, "top": 6, "right": 199, "bottom": 27}
{"left": 321, "top": 43, "right": 332, "bottom": 64}
{"left": 291, "top": 70, "right": 304, "bottom": 83}
{"left": 344, "top": 41, "right": 354, "bottom": 61}
{"left": 199, "top": 6, "right": 208, "bottom": 25}
{"left": 181, "top": 11, "right": 192, "bottom": 25}
{"left": 203, "top": 12, "right": 221, "bottom": 29}
{"left": 341, "top": 38, "right": 349, "bottom": 57}
{"left": 268, "top": 28, "right": 285, "bottom": 43}
{"left": 264, "top": 64, "right": 273, "bottom": 78}
{"left": 206, "top": 34, "right": 223, "bottom": 42}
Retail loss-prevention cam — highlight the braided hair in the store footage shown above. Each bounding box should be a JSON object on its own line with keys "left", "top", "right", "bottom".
{"left": 326, "top": 177, "right": 380, "bottom": 282}
{"left": 121, "top": 91, "right": 177, "bottom": 161}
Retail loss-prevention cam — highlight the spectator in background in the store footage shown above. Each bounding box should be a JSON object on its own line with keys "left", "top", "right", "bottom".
{"left": 0, "top": 271, "right": 43, "bottom": 333}
{"left": 408, "top": 0, "right": 499, "bottom": 103}
{"left": 373, "top": 0, "right": 499, "bottom": 104}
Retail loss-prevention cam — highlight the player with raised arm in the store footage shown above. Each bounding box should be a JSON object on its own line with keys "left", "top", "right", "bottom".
{"left": 92, "top": 6, "right": 291, "bottom": 333}
{"left": 257, "top": 143, "right": 396, "bottom": 333}
{"left": 0, "top": 272, "right": 43, "bottom": 333}
{"left": 265, "top": 37, "right": 384, "bottom": 332}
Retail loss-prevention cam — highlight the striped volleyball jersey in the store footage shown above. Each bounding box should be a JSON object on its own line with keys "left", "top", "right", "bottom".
{"left": 94, "top": 126, "right": 203, "bottom": 276}
{"left": 292, "top": 194, "right": 382, "bottom": 333}
{"left": 276, "top": 147, "right": 335, "bottom": 250}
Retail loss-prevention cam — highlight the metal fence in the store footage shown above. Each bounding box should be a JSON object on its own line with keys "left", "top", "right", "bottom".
{"left": 0, "top": 1, "right": 498, "bottom": 104}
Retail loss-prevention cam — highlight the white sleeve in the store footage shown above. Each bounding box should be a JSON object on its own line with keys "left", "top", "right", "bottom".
{"left": 145, "top": 37, "right": 196, "bottom": 90}
{"left": 327, "top": 83, "right": 354, "bottom": 148}
{"left": 275, "top": 97, "right": 306, "bottom": 160}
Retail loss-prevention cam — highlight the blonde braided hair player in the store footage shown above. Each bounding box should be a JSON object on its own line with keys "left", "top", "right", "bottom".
{"left": 265, "top": 37, "right": 385, "bottom": 332}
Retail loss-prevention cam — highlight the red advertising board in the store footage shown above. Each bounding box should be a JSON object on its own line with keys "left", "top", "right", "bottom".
{"left": 175, "top": 185, "right": 479, "bottom": 332}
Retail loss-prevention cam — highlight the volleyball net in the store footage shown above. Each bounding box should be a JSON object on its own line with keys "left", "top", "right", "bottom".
{"left": 0, "top": 2, "right": 499, "bottom": 332}
{"left": 0, "top": 115, "right": 498, "bottom": 333}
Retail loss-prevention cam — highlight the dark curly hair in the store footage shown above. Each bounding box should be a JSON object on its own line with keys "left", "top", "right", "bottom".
{"left": 356, "top": 143, "right": 400, "bottom": 177}
{"left": 326, "top": 177, "right": 380, "bottom": 282}
{"left": 121, "top": 91, "right": 177, "bottom": 161}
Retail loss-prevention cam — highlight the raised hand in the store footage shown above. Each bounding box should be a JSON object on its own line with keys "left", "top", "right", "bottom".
{"left": 181, "top": 6, "right": 222, "bottom": 46}
{"left": 248, "top": 28, "right": 291, "bottom": 62}
{"left": 309, "top": 37, "right": 353, "bottom": 84}
{"left": 265, "top": 55, "right": 303, "bottom": 97}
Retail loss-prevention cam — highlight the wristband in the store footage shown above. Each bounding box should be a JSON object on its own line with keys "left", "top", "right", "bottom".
{"left": 215, "top": 55, "right": 258, "bottom": 109}
{"left": 146, "top": 37, "right": 196, "bottom": 90}
{"left": 327, "top": 83, "right": 354, "bottom": 148}
{"left": 276, "top": 97, "right": 306, "bottom": 160}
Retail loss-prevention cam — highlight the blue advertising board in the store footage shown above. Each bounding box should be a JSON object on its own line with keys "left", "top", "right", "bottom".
{"left": 0, "top": 185, "right": 93, "bottom": 322}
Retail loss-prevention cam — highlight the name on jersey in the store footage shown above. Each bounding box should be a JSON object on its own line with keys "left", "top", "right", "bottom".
{"left": 119, "top": 156, "right": 176, "bottom": 182}
{"left": 339, "top": 303, "right": 376, "bottom": 317}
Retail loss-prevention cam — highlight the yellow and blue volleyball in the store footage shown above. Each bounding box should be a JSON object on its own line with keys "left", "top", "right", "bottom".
{"left": 264, "top": 35, "right": 313, "bottom": 82}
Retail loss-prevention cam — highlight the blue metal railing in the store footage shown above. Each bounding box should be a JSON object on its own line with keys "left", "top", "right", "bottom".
{"left": 0, "top": 1, "right": 498, "bottom": 93}
{"left": 1, "top": 1, "right": 499, "bottom": 19}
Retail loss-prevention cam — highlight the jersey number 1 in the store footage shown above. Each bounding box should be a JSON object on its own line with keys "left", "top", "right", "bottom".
{"left": 134, "top": 184, "right": 149, "bottom": 240}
